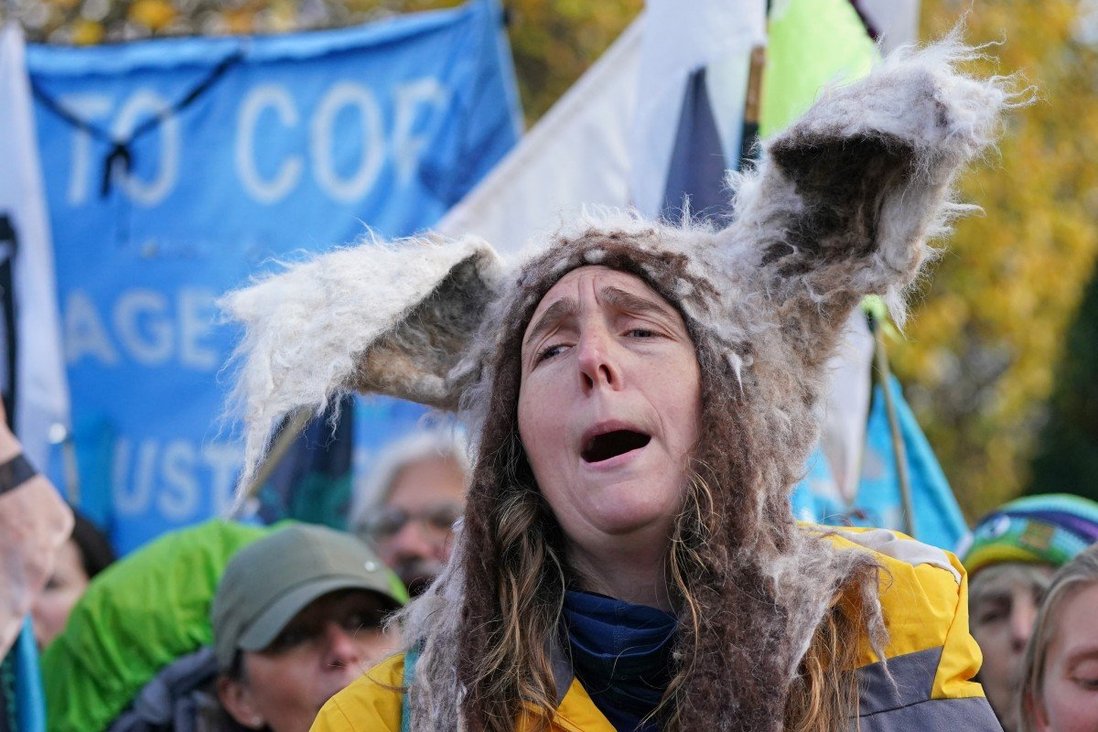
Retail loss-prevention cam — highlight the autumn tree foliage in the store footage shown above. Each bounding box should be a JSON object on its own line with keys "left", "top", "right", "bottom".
{"left": 1028, "top": 259, "right": 1098, "bottom": 506}
{"left": 894, "top": 1, "right": 1098, "bottom": 516}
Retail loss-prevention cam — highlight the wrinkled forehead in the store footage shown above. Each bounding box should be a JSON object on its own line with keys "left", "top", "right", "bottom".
{"left": 969, "top": 561, "right": 1056, "bottom": 605}
{"left": 523, "top": 265, "right": 678, "bottom": 337}
{"left": 478, "top": 232, "right": 719, "bottom": 398}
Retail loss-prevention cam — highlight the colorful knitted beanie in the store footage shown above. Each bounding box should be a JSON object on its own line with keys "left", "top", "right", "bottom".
{"left": 959, "top": 494, "right": 1098, "bottom": 576}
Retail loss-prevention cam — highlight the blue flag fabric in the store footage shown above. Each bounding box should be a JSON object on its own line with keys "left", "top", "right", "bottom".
{"left": 790, "top": 447, "right": 845, "bottom": 525}
{"left": 660, "top": 66, "right": 735, "bottom": 224}
{"left": 791, "top": 376, "right": 968, "bottom": 550}
{"left": 856, "top": 376, "right": 968, "bottom": 549}
{"left": 26, "top": 0, "right": 521, "bottom": 553}
{"left": 257, "top": 394, "right": 431, "bottom": 531}
{"left": 254, "top": 396, "right": 357, "bottom": 529}
{"left": 9, "top": 619, "right": 45, "bottom": 732}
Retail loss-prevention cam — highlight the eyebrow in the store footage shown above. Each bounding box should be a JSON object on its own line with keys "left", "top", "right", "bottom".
{"left": 1065, "top": 646, "right": 1098, "bottom": 666}
{"left": 523, "top": 296, "right": 579, "bottom": 350}
{"left": 599, "top": 286, "right": 677, "bottom": 321}
{"left": 969, "top": 588, "right": 1012, "bottom": 607}
{"left": 522, "top": 285, "right": 677, "bottom": 351}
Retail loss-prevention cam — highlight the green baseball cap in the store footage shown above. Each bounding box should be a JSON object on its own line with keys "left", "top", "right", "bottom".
{"left": 211, "top": 523, "right": 407, "bottom": 670}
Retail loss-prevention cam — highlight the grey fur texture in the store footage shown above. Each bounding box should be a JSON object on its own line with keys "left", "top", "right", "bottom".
{"left": 222, "top": 235, "right": 502, "bottom": 490}
{"left": 224, "top": 37, "right": 1014, "bottom": 730}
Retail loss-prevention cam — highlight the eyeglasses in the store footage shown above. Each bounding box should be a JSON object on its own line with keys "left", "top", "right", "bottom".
{"left": 265, "top": 606, "right": 389, "bottom": 654}
{"left": 362, "top": 502, "right": 463, "bottom": 541}
{"left": 258, "top": 591, "right": 393, "bottom": 656}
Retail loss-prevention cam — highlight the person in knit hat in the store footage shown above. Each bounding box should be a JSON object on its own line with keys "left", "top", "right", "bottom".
{"left": 959, "top": 493, "right": 1098, "bottom": 732}
{"left": 225, "top": 38, "right": 1014, "bottom": 732}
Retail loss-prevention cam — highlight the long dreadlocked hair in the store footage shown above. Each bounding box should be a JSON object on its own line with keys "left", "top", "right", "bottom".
{"left": 444, "top": 233, "right": 886, "bottom": 732}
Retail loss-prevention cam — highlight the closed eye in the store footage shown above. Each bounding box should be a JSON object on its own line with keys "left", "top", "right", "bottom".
{"left": 625, "top": 328, "right": 658, "bottom": 338}
{"left": 1074, "top": 676, "right": 1098, "bottom": 691}
{"left": 267, "top": 627, "right": 311, "bottom": 652}
{"left": 535, "top": 343, "right": 569, "bottom": 363}
{"left": 340, "top": 610, "right": 386, "bottom": 634}
{"left": 973, "top": 599, "right": 1009, "bottom": 627}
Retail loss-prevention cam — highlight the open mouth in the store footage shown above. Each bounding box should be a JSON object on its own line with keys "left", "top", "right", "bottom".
{"left": 581, "top": 430, "right": 651, "bottom": 463}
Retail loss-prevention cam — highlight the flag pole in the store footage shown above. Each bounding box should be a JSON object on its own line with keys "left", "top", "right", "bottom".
{"left": 233, "top": 408, "right": 313, "bottom": 517}
{"left": 870, "top": 313, "right": 916, "bottom": 537}
{"left": 736, "top": 45, "right": 766, "bottom": 170}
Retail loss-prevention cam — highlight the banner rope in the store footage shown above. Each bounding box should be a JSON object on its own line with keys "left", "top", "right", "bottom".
{"left": 30, "top": 49, "right": 244, "bottom": 197}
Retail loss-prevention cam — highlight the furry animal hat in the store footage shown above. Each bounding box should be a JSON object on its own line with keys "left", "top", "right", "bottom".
{"left": 225, "top": 38, "right": 1011, "bottom": 730}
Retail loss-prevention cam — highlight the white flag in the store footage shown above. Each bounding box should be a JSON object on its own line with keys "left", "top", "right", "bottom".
{"left": 630, "top": 0, "right": 766, "bottom": 217}
{"left": 436, "top": 18, "right": 642, "bottom": 254}
{"left": 0, "top": 23, "right": 71, "bottom": 477}
{"left": 437, "top": 1, "right": 769, "bottom": 250}
{"left": 854, "top": 0, "right": 920, "bottom": 53}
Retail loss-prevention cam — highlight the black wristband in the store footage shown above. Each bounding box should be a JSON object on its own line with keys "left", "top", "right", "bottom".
{"left": 0, "top": 453, "right": 37, "bottom": 496}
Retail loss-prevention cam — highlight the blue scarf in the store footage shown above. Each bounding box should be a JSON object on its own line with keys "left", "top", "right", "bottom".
{"left": 561, "top": 590, "right": 677, "bottom": 732}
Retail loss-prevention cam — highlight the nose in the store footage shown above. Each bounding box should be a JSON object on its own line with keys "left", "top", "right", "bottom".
{"left": 322, "top": 621, "right": 364, "bottom": 670}
{"left": 576, "top": 323, "right": 620, "bottom": 392}
{"left": 387, "top": 520, "right": 442, "bottom": 562}
{"left": 1009, "top": 598, "right": 1038, "bottom": 653}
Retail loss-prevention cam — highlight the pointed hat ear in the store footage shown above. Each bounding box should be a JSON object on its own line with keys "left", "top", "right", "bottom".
{"left": 222, "top": 235, "right": 503, "bottom": 489}
{"left": 721, "top": 37, "right": 1014, "bottom": 342}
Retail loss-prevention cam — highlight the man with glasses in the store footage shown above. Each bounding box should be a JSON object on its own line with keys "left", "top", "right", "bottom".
{"left": 351, "top": 430, "right": 468, "bottom": 597}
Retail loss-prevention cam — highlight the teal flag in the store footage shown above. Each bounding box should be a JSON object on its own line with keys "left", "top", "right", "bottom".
{"left": 792, "top": 376, "right": 968, "bottom": 550}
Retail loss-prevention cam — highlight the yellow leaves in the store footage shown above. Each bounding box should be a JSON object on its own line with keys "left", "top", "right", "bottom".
{"left": 505, "top": 0, "right": 641, "bottom": 121}
{"left": 890, "top": 0, "right": 1098, "bottom": 518}
{"left": 128, "top": 0, "right": 174, "bottom": 30}
{"left": 265, "top": 0, "right": 299, "bottom": 33}
{"left": 221, "top": 7, "right": 257, "bottom": 35}
{"left": 71, "top": 18, "right": 104, "bottom": 44}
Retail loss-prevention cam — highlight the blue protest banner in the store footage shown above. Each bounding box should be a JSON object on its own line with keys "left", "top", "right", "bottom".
{"left": 26, "top": 0, "right": 521, "bottom": 553}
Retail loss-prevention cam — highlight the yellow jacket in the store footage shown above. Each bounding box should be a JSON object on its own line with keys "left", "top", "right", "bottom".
{"left": 312, "top": 529, "right": 999, "bottom": 731}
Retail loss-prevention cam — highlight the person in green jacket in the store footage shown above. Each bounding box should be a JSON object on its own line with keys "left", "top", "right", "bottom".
{"left": 41, "top": 521, "right": 406, "bottom": 732}
{"left": 41, "top": 520, "right": 270, "bottom": 732}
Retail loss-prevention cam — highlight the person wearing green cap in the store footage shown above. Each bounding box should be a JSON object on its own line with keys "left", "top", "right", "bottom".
{"left": 212, "top": 523, "right": 407, "bottom": 732}
{"left": 43, "top": 520, "right": 406, "bottom": 732}
{"left": 958, "top": 493, "right": 1098, "bottom": 732}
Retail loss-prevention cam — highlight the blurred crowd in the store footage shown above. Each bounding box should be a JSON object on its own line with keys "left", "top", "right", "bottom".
{"left": 0, "top": 409, "right": 471, "bottom": 731}
{"left": 960, "top": 495, "right": 1098, "bottom": 732}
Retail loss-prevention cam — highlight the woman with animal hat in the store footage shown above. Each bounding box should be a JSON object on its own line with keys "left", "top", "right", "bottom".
{"left": 226, "top": 40, "right": 1013, "bottom": 732}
